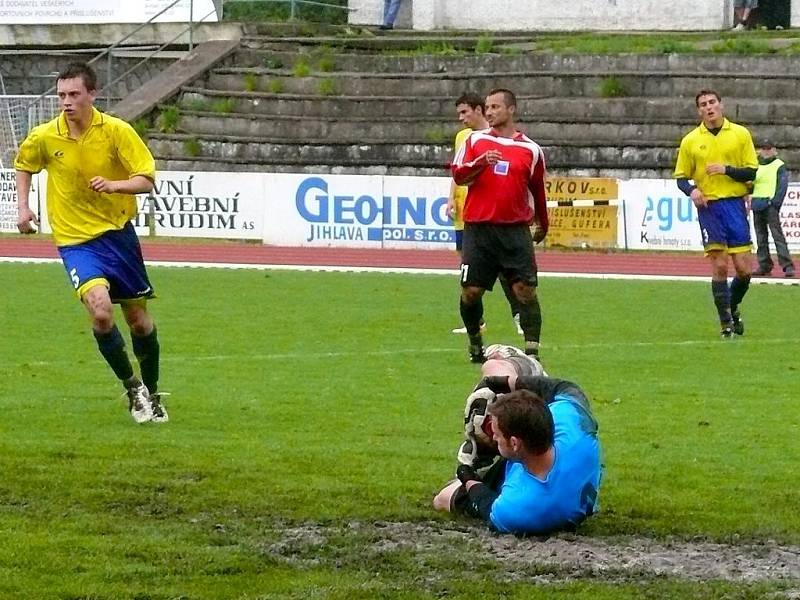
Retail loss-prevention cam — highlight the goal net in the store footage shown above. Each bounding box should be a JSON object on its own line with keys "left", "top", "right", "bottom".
{"left": 0, "top": 78, "right": 59, "bottom": 169}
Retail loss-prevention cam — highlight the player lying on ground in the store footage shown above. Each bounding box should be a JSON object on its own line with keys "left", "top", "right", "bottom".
{"left": 433, "top": 345, "right": 602, "bottom": 535}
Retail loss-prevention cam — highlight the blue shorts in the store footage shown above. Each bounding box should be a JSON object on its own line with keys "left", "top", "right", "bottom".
{"left": 58, "top": 222, "right": 155, "bottom": 303}
{"left": 697, "top": 197, "right": 752, "bottom": 254}
{"left": 455, "top": 229, "right": 464, "bottom": 251}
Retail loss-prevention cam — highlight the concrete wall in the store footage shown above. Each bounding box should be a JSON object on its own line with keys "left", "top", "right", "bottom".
{"left": 0, "top": 52, "right": 178, "bottom": 96}
{"left": 0, "top": 22, "right": 241, "bottom": 47}
{"left": 0, "top": 22, "right": 242, "bottom": 96}
{"left": 350, "top": 0, "right": 800, "bottom": 30}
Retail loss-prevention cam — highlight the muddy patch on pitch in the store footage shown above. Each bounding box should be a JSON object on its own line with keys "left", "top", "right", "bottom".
{"left": 264, "top": 520, "right": 800, "bottom": 583}
{"left": 481, "top": 529, "right": 800, "bottom": 582}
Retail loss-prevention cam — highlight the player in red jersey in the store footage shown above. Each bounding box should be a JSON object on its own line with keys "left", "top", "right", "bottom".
{"left": 451, "top": 88, "right": 549, "bottom": 363}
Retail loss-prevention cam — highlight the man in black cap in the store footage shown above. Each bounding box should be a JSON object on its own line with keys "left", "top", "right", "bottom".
{"left": 748, "top": 139, "right": 795, "bottom": 278}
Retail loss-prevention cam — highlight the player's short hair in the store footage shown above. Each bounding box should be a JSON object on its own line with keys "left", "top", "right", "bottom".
{"left": 455, "top": 92, "right": 485, "bottom": 113}
{"left": 695, "top": 89, "right": 721, "bottom": 106}
{"left": 487, "top": 88, "right": 517, "bottom": 108}
{"left": 58, "top": 63, "right": 98, "bottom": 92}
{"left": 489, "top": 389, "right": 553, "bottom": 455}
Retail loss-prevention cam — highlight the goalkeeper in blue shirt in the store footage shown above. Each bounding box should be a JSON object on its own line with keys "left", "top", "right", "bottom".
{"left": 433, "top": 367, "right": 602, "bottom": 535}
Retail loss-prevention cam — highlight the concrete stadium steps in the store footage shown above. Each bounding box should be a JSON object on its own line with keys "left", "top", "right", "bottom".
{"left": 179, "top": 88, "right": 460, "bottom": 117}
{"left": 153, "top": 156, "right": 673, "bottom": 179}
{"left": 239, "top": 34, "right": 533, "bottom": 52}
{"left": 155, "top": 156, "right": 449, "bottom": 176}
{"left": 177, "top": 88, "right": 800, "bottom": 124}
{"left": 235, "top": 46, "right": 800, "bottom": 77}
{"left": 148, "top": 134, "right": 449, "bottom": 165}
{"left": 176, "top": 111, "right": 462, "bottom": 140}
{"left": 174, "top": 111, "right": 698, "bottom": 144}
{"left": 239, "top": 23, "right": 349, "bottom": 37}
{"left": 173, "top": 110, "right": 800, "bottom": 146}
{"left": 148, "top": 133, "right": 692, "bottom": 171}
{"left": 140, "top": 33, "right": 800, "bottom": 175}
{"left": 148, "top": 124, "right": 800, "bottom": 175}
{"left": 206, "top": 67, "right": 800, "bottom": 100}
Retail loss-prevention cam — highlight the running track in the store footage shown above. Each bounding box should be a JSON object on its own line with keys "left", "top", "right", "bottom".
{"left": 0, "top": 236, "right": 794, "bottom": 281}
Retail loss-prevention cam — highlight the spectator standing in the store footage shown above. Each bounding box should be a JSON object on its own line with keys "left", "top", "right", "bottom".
{"left": 749, "top": 140, "right": 795, "bottom": 277}
{"left": 733, "top": 0, "right": 758, "bottom": 30}
{"left": 380, "top": 0, "right": 404, "bottom": 29}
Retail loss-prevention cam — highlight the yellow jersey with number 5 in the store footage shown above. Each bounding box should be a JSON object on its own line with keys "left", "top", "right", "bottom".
{"left": 14, "top": 106, "right": 155, "bottom": 246}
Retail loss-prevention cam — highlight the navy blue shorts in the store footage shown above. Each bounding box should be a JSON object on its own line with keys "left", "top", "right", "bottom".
{"left": 455, "top": 229, "right": 464, "bottom": 251}
{"left": 58, "top": 222, "right": 155, "bottom": 303}
{"left": 697, "top": 197, "right": 752, "bottom": 254}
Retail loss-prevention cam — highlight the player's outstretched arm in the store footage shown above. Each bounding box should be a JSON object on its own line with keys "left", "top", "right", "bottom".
{"left": 475, "top": 375, "right": 513, "bottom": 394}
{"left": 514, "top": 376, "right": 564, "bottom": 403}
{"left": 15, "top": 170, "right": 38, "bottom": 234}
{"left": 528, "top": 156, "right": 548, "bottom": 239}
{"left": 452, "top": 153, "right": 488, "bottom": 185}
{"left": 88, "top": 175, "right": 154, "bottom": 195}
{"left": 464, "top": 479, "right": 499, "bottom": 522}
{"left": 446, "top": 180, "right": 458, "bottom": 217}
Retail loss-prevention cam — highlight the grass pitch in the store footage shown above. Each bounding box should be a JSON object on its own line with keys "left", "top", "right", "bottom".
{"left": 1, "top": 262, "right": 798, "bottom": 599}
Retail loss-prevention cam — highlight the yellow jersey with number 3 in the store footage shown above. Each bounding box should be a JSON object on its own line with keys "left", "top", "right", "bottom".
{"left": 673, "top": 118, "right": 757, "bottom": 201}
{"left": 14, "top": 106, "right": 156, "bottom": 246}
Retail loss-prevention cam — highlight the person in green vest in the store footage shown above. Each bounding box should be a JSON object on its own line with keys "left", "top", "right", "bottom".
{"left": 748, "top": 140, "right": 795, "bottom": 278}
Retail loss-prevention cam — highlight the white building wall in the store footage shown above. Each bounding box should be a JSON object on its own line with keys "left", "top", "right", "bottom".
{"left": 350, "top": 0, "right": 770, "bottom": 31}
{"left": 351, "top": 0, "right": 414, "bottom": 27}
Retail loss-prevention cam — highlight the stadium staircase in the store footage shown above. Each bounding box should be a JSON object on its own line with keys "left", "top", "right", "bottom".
{"left": 141, "top": 25, "right": 800, "bottom": 177}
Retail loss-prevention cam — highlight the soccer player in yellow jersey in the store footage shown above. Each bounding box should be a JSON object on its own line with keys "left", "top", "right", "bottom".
{"left": 674, "top": 90, "right": 758, "bottom": 338}
{"left": 15, "top": 63, "right": 167, "bottom": 423}
{"left": 447, "top": 93, "right": 524, "bottom": 337}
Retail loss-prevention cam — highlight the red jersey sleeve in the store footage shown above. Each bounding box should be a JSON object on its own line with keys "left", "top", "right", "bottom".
{"left": 529, "top": 152, "right": 548, "bottom": 233}
{"left": 451, "top": 133, "right": 487, "bottom": 185}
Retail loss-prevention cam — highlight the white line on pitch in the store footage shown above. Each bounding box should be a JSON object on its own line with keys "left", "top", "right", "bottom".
{"left": 1, "top": 255, "right": 798, "bottom": 285}
{"left": 161, "top": 337, "right": 800, "bottom": 362}
{"left": 13, "top": 337, "right": 799, "bottom": 369}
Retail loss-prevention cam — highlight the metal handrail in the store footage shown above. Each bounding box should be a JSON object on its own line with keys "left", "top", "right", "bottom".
{"left": 102, "top": 8, "right": 219, "bottom": 103}
{"left": 25, "top": 0, "right": 187, "bottom": 110}
{"left": 0, "top": 46, "right": 160, "bottom": 56}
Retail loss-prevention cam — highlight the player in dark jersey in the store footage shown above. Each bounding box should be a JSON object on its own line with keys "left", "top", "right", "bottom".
{"left": 451, "top": 88, "right": 549, "bottom": 363}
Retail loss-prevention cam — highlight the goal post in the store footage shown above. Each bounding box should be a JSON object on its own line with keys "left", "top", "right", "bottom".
{"left": 0, "top": 94, "right": 59, "bottom": 169}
